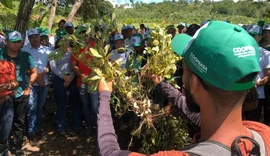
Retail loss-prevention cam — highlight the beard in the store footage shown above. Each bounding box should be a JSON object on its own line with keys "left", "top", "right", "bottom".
{"left": 183, "top": 86, "right": 200, "bottom": 113}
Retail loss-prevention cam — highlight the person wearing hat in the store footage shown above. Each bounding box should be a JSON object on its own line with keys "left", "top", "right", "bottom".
{"left": 125, "top": 33, "right": 147, "bottom": 77}
{"left": 0, "top": 32, "right": 20, "bottom": 155}
{"left": 124, "top": 25, "right": 135, "bottom": 50}
{"left": 96, "top": 21, "right": 270, "bottom": 156}
{"left": 75, "top": 24, "right": 89, "bottom": 36}
{"left": 64, "top": 22, "right": 74, "bottom": 35}
{"left": 186, "top": 24, "right": 201, "bottom": 37}
{"left": 166, "top": 25, "right": 176, "bottom": 38}
{"left": 260, "top": 24, "right": 270, "bottom": 51}
{"left": 39, "top": 28, "right": 54, "bottom": 50}
{"left": 109, "top": 34, "right": 131, "bottom": 68}
{"left": 71, "top": 34, "right": 98, "bottom": 135}
{"left": 21, "top": 28, "right": 51, "bottom": 144}
{"left": 244, "top": 24, "right": 270, "bottom": 125}
{"left": 177, "top": 22, "right": 189, "bottom": 34}
{"left": 0, "top": 31, "right": 37, "bottom": 156}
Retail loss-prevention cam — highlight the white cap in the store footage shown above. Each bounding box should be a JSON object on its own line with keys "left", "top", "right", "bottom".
{"left": 246, "top": 24, "right": 261, "bottom": 35}
{"left": 178, "top": 22, "right": 186, "bottom": 27}
{"left": 64, "top": 22, "right": 74, "bottom": 28}
{"left": 28, "top": 28, "right": 39, "bottom": 36}
{"left": 127, "top": 25, "right": 135, "bottom": 30}
{"left": 262, "top": 24, "right": 270, "bottom": 30}
{"left": 114, "top": 34, "right": 124, "bottom": 41}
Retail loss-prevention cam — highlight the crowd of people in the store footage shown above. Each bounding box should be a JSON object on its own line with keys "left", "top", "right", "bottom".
{"left": 0, "top": 18, "right": 270, "bottom": 156}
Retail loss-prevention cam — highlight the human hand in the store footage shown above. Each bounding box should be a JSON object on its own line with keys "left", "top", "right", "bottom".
{"left": 141, "top": 73, "right": 163, "bottom": 86}
{"left": 63, "top": 75, "right": 72, "bottom": 84}
{"left": 164, "top": 103, "right": 173, "bottom": 115}
{"left": 0, "top": 84, "right": 10, "bottom": 91}
{"left": 22, "top": 87, "right": 31, "bottom": 96}
{"left": 36, "top": 77, "right": 45, "bottom": 87}
{"left": 98, "top": 77, "right": 113, "bottom": 93}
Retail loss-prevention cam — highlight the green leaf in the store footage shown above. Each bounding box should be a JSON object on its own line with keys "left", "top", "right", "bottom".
{"left": 90, "top": 48, "right": 103, "bottom": 58}
{"left": 88, "top": 75, "right": 101, "bottom": 81}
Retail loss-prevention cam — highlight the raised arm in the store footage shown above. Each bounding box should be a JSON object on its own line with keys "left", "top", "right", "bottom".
{"left": 97, "top": 78, "right": 133, "bottom": 156}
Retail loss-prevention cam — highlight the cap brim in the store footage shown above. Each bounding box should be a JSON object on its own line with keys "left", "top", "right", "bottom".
{"left": 171, "top": 34, "right": 192, "bottom": 56}
{"left": 9, "top": 38, "right": 22, "bottom": 42}
{"left": 133, "top": 43, "right": 141, "bottom": 47}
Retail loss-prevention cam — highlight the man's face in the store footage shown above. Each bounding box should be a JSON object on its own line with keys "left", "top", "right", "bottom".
{"left": 29, "top": 34, "right": 41, "bottom": 47}
{"left": 6, "top": 40, "right": 22, "bottom": 52}
{"left": 126, "top": 29, "right": 133, "bottom": 39}
{"left": 182, "top": 60, "right": 201, "bottom": 113}
{"left": 65, "top": 26, "right": 74, "bottom": 34}
{"left": 40, "top": 36, "right": 49, "bottom": 46}
{"left": 167, "top": 28, "right": 176, "bottom": 38}
{"left": 59, "top": 22, "right": 65, "bottom": 30}
{"left": 262, "top": 30, "right": 270, "bottom": 41}
{"left": 134, "top": 44, "right": 144, "bottom": 55}
{"left": 178, "top": 26, "right": 187, "bottom": 34}
{"left": 114, "top": 40, "right": 124, "bottom": 49}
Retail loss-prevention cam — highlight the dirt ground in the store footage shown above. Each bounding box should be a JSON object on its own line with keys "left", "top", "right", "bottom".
{"left": 7, "top": 91, "right": 135, "bottom": 156}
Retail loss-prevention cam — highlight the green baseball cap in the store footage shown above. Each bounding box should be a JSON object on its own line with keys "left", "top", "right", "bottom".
{"left": 132, "top": 33, "right": 143, "bottom": 47}
{"left": 171, "top": 21, "right": 260, "bottom": 91}
{"left": 56, "top": 30, "right": 67, "bottom": 40}
{"left": 6, "top": 30, "right": 22, "bottom": 42}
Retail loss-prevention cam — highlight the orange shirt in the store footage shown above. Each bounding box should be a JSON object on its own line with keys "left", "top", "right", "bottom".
{"left": 0, "top": 60, "right": 16, "bottom": 97}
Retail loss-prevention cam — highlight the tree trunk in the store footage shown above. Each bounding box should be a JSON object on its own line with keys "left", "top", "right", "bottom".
{"left": 14, "top": 0, "right": 35, "bottom": 37}
{"left": 47, "top": 0, "right": 57, "bottom": 31}
{"left": 67, "top": 0, "right": 84, "bottom": 22}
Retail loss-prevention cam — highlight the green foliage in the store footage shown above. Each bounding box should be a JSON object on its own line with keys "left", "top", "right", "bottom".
{"left": 77, "top": 0, "right": 114, "bottom": 22}
{"left": 138, "top": 115, "right": 191, "bottom": 155}
{"left": 115, "top": 1, "right": 270, "bottom": 25}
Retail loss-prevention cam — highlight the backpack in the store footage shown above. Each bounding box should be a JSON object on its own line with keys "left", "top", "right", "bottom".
{"left": 182, "top": 130, "right": 266, "bottom": 156}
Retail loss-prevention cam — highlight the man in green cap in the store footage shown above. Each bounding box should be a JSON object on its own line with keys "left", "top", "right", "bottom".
{"left": 0, "top": 31, "right": 37, "bottom": 156}
{"left": 96, "top": 21, "right": 270, "bottom": 155}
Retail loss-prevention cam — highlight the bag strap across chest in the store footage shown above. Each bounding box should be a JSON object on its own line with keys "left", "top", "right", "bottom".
{"left": 181, "top": 130, "right": 267, "bottom": 156}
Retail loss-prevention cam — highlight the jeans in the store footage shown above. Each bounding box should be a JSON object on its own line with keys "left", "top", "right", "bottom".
{"left": 13, "top": 95, "right": 29, "bottom": 150}
{"left": 27, "top": 85, "right": 49, "bottom": 135}
{"left": 53, "top": 76, "right": 81, "bottom": 132}
{"left": 79, "top": 85, "right": 99, "bottom": 128}
{"left": 0, "top": 98, "right": 13, "bottom": 156}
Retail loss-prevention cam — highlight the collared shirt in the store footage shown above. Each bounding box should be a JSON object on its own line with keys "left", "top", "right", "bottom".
{"left": 50, "top": 51, "right": 75, "bottom": 79}
{"left": 109, "top": 49, "right": 131, "bottom": 68}
{"left": 256, "top": 47, "right": 270, "bottom": 99}
{"left": 124, "top": 38, "right": 134, "bottom": 51}
{"left": 22, "top": 44, "right": 51, "bottom": 86}
{"left": 0, "top": 48, "right": 36, "bottom": 98}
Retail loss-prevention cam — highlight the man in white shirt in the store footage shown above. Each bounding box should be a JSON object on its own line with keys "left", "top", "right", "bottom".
{"left": 21, "top": 28, "right": 51, "bottom": 142}
{"left": 109, "top": 34, "right": 131, "bottom": 68}
{"left": 245, "top": 24, "right": 270, "bottom": 123}
{"left": 124, "top": 25, "right": 135, "bottom": 50}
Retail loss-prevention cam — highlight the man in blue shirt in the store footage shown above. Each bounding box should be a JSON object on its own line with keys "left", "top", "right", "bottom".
{"left": 22, "top": 28, "right": 51, "bottom": 143}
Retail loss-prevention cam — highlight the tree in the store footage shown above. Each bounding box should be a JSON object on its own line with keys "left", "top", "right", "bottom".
{"left": 67, "top": 0, "right": 83, "bottom": 22}
{"left": 14, "top": 0, "right": 35, "bottom": 36}
{"left": 47, "top": 0, "right": 57, "bottom": 31}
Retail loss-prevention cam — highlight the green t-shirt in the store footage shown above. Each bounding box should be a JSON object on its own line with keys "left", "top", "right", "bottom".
{"left": 0, "top": 48, "right": 36, "bottom": 98}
